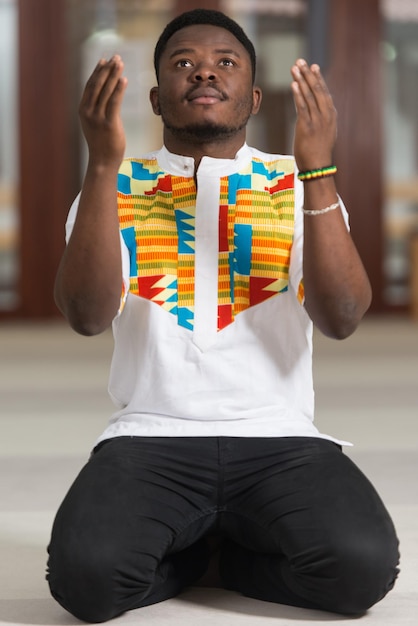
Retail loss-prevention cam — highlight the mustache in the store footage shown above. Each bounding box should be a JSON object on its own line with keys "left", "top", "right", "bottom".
{"left": 184, "top": 85, "right": 228, "bottom": 100}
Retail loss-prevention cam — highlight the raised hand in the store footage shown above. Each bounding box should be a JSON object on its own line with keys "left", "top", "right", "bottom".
{"left": 290, "top": 59, "right": 337, "bottom": 172}
{"left": 79, "top": 55, "right": 128, "bottom": 168}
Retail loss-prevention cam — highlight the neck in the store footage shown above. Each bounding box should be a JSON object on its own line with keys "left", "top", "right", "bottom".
{"left": 163, "top": 128, "right": 246, "bottom": 169}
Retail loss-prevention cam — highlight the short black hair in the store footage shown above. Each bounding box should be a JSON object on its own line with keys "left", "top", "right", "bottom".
{"left": 153, "top": 8, "right": 256, "bottom": 83}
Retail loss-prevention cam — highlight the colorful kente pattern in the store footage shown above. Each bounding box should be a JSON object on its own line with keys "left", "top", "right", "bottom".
{"left": 117, "top": 156, "right": 295, "bottom": 332}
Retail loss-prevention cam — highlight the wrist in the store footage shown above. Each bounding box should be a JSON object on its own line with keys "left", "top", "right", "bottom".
{"left": 297, "top": 165, "right": 337, "bottom": 182}
{"left": 86, "top": 159, "right": 122, "bottom": 178}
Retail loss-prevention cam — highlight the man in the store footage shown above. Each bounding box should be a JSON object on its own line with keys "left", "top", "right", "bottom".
{"left": 47, "top": 9, "right": 399, "bottom": 623}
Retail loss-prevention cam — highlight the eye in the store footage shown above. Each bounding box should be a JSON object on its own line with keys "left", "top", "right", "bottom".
{"left": 219, "top": 58, "right": 235, "bottom": 67}
{"left": 176, "top": 59, "right": 193, "bottom": 68}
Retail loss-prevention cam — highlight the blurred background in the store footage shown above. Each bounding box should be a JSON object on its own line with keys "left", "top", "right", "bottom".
{"left": 1, "top": 4, "right": 417, "bottom": 620}
{"left": 1, "top": 0, "right": 418, "bottom": 321}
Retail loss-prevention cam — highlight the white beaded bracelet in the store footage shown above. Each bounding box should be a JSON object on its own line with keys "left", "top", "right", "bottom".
{"left": 302, "top": 201, "right": 340, "bottom": 216}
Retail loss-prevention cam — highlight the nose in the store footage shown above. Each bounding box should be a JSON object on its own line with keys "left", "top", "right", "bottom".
{"left": 193, "top": 62, "right": 216, "bottom": 82}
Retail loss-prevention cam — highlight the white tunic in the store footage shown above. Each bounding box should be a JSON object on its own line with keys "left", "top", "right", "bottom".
{"left": 65, "top": 144, "right": 350, "bottom": 446}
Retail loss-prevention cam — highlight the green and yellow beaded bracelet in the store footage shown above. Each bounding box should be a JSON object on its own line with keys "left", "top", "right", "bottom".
{"left": 297, "top": 165, "right": 337, "bottom": 181}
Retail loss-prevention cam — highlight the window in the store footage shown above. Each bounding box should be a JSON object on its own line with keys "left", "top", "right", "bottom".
{"left": 0, "top": 0, "right": 18, "bottom": 310}
{"left": 382, "top": 0, "right": 418, "bottom": 307}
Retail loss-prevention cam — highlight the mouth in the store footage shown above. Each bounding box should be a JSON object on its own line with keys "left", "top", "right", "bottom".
{"left": 186, "top": 87, "right": 226, "bottom": 105}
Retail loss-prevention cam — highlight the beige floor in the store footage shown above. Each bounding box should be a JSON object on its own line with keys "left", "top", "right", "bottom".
{"left": 0, "top": 315, "right": 417, "bottom": 625}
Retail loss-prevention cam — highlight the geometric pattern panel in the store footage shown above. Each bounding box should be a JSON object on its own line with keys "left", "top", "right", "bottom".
{"left": 117, "top": 156, "right": 295, "bottom": 333}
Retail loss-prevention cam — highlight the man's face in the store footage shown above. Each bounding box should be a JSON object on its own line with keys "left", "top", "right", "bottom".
{"left": 150, "top": 24, "right": 261, "bottom": 143}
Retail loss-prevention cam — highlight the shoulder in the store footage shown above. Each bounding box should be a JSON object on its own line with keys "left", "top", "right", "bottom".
{"left": 117, "top": 150, "right": 167, "bottom": 194}
{"left": 119, "top": 150, "right": 161, "bottom": 175}
{"left": 247, "top": 145, "right": 295, "bottom": 164}
{"left": 245, "top": 146, "right": 296, "bottom": 185}
{"left": 247, "top": 146, "right": 296, "bottom": 176}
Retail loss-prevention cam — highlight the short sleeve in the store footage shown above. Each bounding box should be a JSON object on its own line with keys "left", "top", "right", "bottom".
{"left": 63, "top": 193, "right": 130, "bottom": 316}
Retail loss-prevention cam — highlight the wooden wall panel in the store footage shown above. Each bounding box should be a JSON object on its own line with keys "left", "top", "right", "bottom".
{"left": 17, "top": 0, "right": 74, "bottom": 317}
{"left": 327, "top": 0, "right": 384, "bottom": 311}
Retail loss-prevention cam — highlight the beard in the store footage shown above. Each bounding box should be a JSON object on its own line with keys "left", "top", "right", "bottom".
{"left": 158, "top": 90, "right": 254, "bottom": 144}
{"left": 161, "top": 117, "right": 249, "bottom": 144}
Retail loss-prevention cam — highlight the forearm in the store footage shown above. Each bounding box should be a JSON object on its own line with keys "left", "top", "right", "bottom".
{"left": 54, "top": 163, "right": 123, "bottom": 335}
{"left": 302, "top": 178, "right": 372, "bottom": 339}
{"left": 55, "top": 55, "right": 128, "bottom": 335}
{"left": 289, "top": 60, "right": 372, "bottom": 337}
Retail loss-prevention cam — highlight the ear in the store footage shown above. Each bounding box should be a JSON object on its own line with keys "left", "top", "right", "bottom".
{"left": 251, "top": 86, "right": 262, "bottom": 115}
{"left": 149, "top": 86, "right": 161, "bottom": 115}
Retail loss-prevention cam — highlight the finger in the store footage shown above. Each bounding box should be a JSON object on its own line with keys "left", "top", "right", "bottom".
{"left": 290, "top": 79, "right": 308, "bottom": 117}
{"left": 292, "top": 59, "right": 333, "bottom": 117}
{"left": 81, "top": 56, "right": 124, "bottom": 117}
{"left": 308, "top": 63, "right": 335, "bottom": 115}
{"left": 80, "top": 58, "right": 111, "bottom": 109}
{"left": 291, "top": 60, "right": 321, "bottom": 114}
{"left": 105, "top": 75, "right": 128, "bottom": 122}
{"left": 291, "top": 61, "right": 317, "bottom": 119}
{"left": 95, "top": 57, "right": 126, "bottom": 117}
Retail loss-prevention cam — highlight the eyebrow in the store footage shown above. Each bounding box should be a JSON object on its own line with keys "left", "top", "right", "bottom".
{"left": 169, "top": 47, "right": 242, "bottom": 59}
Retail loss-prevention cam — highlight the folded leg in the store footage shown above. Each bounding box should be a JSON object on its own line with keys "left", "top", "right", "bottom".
{"left": 47, "top": 437, "right": 218, "bottom": 622}
{"left": 219, "top": 437, "right": 400, "bottom": 615}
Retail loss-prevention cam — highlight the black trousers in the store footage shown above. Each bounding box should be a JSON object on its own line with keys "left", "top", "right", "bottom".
{"left": 47, "top": 436, "right": 399, "bottom": 623}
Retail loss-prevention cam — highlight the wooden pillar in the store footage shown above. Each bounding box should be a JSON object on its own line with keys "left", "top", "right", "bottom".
{"left": 18, "top": 0, "right": 74, "bottom": 317}
{"left": 326, "top": 0, "right": 384, "bottom": 312}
